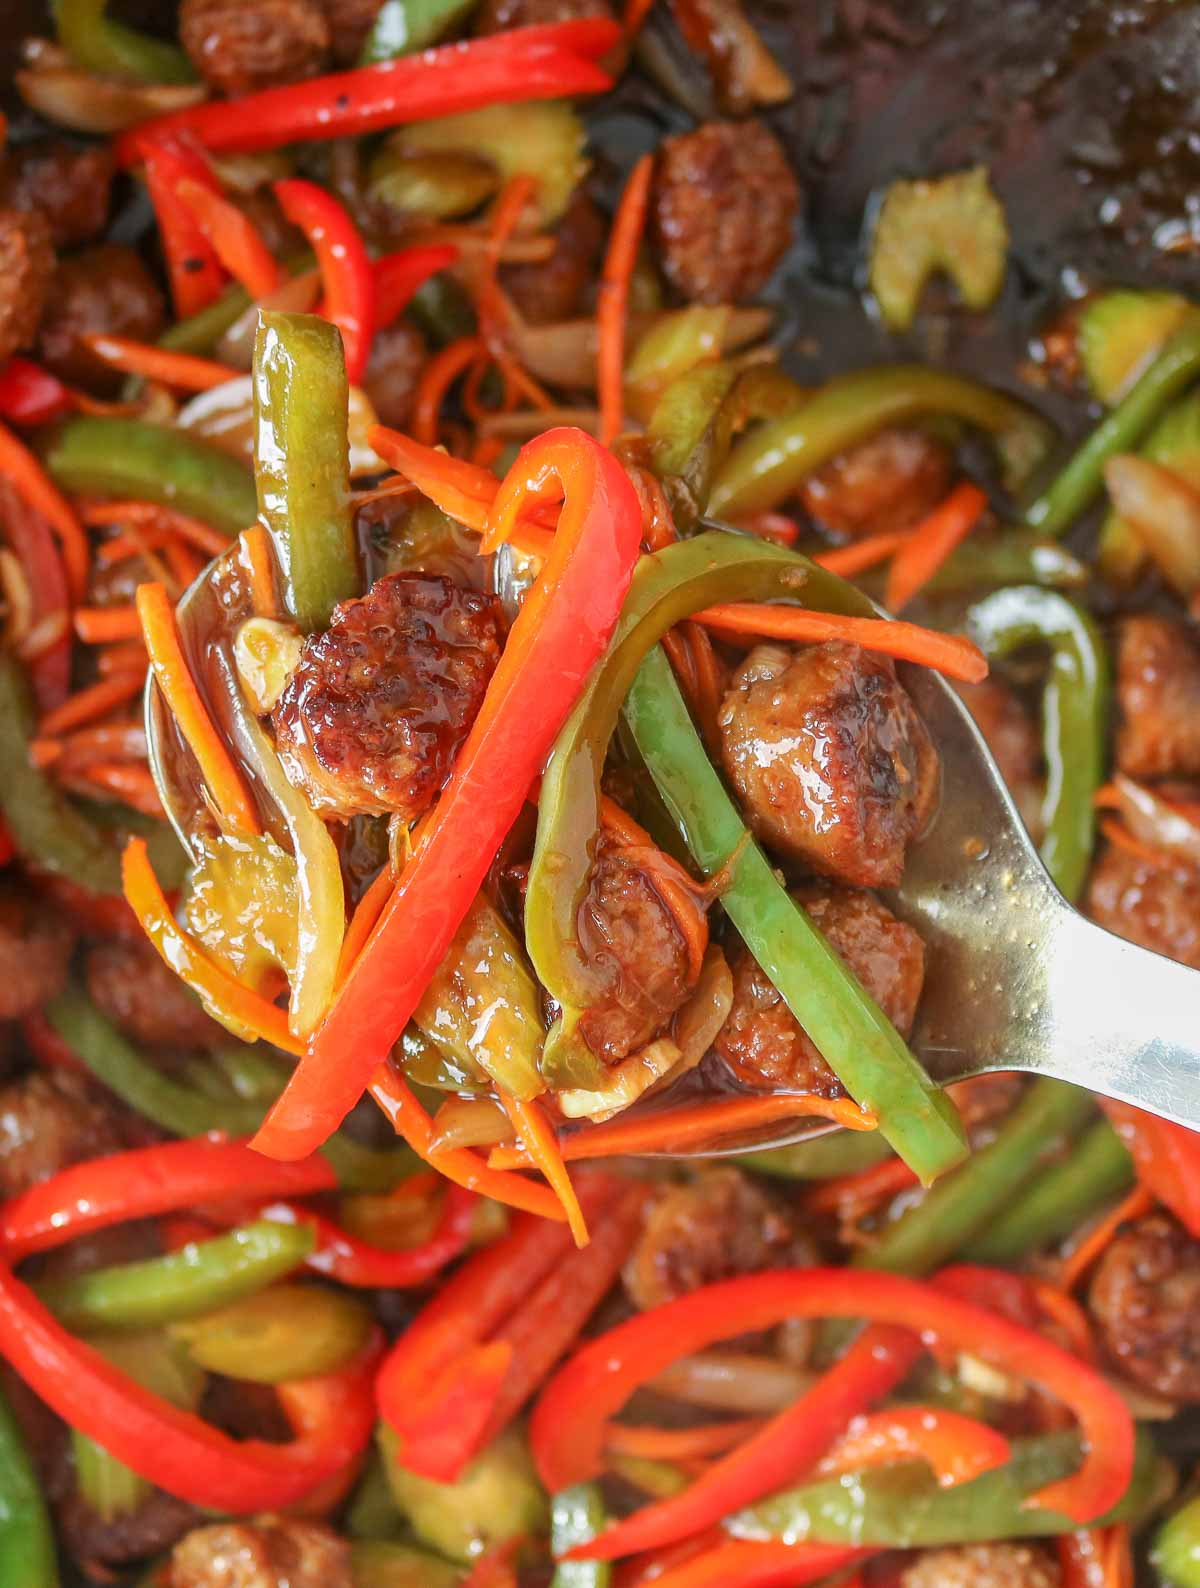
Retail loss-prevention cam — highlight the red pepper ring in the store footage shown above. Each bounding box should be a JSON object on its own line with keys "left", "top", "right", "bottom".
{"left": 533, "top": 1268, "right": 1135, "bottom": 1561}
{"left": 0, "top": 1255, "right": 381, "bottom": 1512}
{"left": 0, "top": 1139, "right": 336, "bottom": 1263}
{"left": 254, "top": 429, "right": 642, "bottom": 1161}
{"left": 274, "top": 179, "right": 375, "bottom": 386}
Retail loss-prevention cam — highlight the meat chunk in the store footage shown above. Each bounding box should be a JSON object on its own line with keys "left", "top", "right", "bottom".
{"left": 0, "top": 882, "right": 75, "bottom": 1021}
{"left": 1089, "top": 1213, "right": 1200, "bottom": 1401}
{"left": 576, "top": 826, "right": 698, "bottom": 1064}
{"left": 0, "top": 140, "right": 114, "bottom": 248}
{"left": 320, "top": 0, "right": 386, "bottom": 63}
{"left": 0, "top": 1071, "right": 123, "bottom": 1198}
{"left": 901, "top": 1544, "right": 1060, "bottom": 1588}
{"left": 624, "top": 1167, "right": 810, "bottom": 1310}
{"left": 719, "top": 642, "right": 938, "bottom": 887}
{"left": 272, "top": 571, "right": 503, "bottom": 821}
{"left": 956, "top": 676, "right": 1042, "bottom": 833}
{"left": 59, "top": 1488, "right": 195, "bottom": 1572}
{"left": 37, "top": 245, "right": 165, "bottom": 392}
{"left": 85, "top": 938, "right": 223, "bottom": 1051}
{"left": 165, "top": 1517, "right": 352, "bottom": 1588}
{"left": 179, "top": 0, "right": 331, "bottom": 97}
{"left": 1115, "top": 615, "right": 1200, "bottom": 781}
{"left": 501, "top": 190, "right": 605, "bottom": 326}
{"left": 713, "top": 884, "right": 925, "bottom": 1093}
{"left": 1086, "top": 845, "right": 1200, "bottom": 969}
{"left": 799, "top": 429, "right": 953, "bottom": 541}
{"left": 361, "top": 321, "right": 426, "bottom": 430}
{"left": 651, "top": 120, "right": 799, "bottom": 304}
{"left": 0, "top": 208, "right": 53, "bottom": 366}
{"left": 475, "top": 0, "right": 613, "bottom": 31}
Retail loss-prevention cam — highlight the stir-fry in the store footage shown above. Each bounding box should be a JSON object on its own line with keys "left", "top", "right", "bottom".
{"left": 2, "top": 0, "right": 1200, "bottom": 1584}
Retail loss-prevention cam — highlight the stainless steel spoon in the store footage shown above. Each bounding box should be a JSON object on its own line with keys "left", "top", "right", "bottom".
{"left": 146, "top": 552, "right": 1200, "bottom": 1156}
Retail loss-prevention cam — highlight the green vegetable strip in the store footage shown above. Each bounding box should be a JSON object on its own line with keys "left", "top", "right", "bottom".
{"left": 1155, "top": 1492, "right": 1200, "bottom": 1587}
{"left": 0, "top": 1384, "right": 58, "bottom": 1588}
{"left": 709, "top": 365, "right": 1052, "bottom": 519}
{"left": 0, "top": 655, "right": 122, "bottom": 895}
{"left": 56, "top": 0, "right": 195, "bottom": 83}
{"left": 551, "top": 1483, "right": 612, "bottom": 1588}
{"left": 624, "top": 645, "right": 966, "bottom": 1185}
{"left": 730, "top": 1430, "right": 1167, "bottom": 1549}
{"left": 253, "top": 312, "right": 359, "bottom": 632}
{"left": 360, "top": 0, "right": 480, "bottom": 62}
{"left": 71, "top": 1432, "right": 148, "bottom": 1523}
{"left": 35, "top": 1221, "right": 315, "bottom": 1332}
{"left": 739, "top": 1129, "right": 896, "bottom": 1181}
{"left": 926, "top": 533, "right": 1087, "bottom": 594}
{"left": 966, "top": 1120, "right": 1134, "bottom": 1265}
{"left": 159, "top": 254, "right": 316, "bottom": 356}
{"left": 349, "top": 1541, "right": 461, "bottom": 1587}
{"left": 1024, "top": 318, "right": 1200, "bottom": 536}
{"left": 42, "top": 417, "right": 257, "bottom": 538}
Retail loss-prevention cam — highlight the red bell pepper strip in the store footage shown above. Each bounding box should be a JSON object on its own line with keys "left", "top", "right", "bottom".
{"left": 1101, "top": 1099, "right": 1200, "bottom": 1236}
{"left": 0, "top": 1254, "right": 381, "bottom": 1511}
{"left": 0, "top": 1139, "right": 335, "bottom": 1262}
{"left": 534, "top": 1269, "right": 1135, "bottom": 1559}
{"left": 254, "top": 428, "right": 642, "bottom": 1160}
{"left": 274, "top": 179, "right": 375, "bottom": 385}
{"left": 0, "top": 819, "right": 14, "bottom": 867}
{"left": 0, "top": 419, "right": 89, "bottom": 604}
{"left": 374, "top": 244, "right": 458, "bottom": 329}
{"left": 0, "top": 358, "right": 73, "bottom": 426}
{"left": 819, "top": 1406, "right": 1010, "bottom": 1489}
{"left": 463, "top": 1541, "right": 522, "bottom": 1588}
{"left": 138, "top": 135, "right": 227, "bottom": 319}
{"left": 175, "top": 179, "right": 283, "bottom": 301}
{"left": 2, "top": 484, "right": 70, "bottom": 711}
{"left": 117, "top": 21, "right": 618, "bottom": 162}
{"left": 633, "top": 1541, "right": 870, "bottom": 1588}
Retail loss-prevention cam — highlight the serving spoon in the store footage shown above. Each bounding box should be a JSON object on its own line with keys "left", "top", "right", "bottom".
{"left": 146, "top": 550, "right": 1200, "bottom": 1159}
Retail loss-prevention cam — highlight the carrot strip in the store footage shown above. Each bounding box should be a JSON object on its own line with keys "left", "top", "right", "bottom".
{"left": 75, "top": 762, "right": 163, "bottom": 818}
{"left": 598, "top": 153, "right": 653, "bottom": 447}
{"left": 39, "top": 674, "right": 144, "bottom": 737}
{"left": 96, "top": 527, "right": 175, "bottom": 565}
{"left": 1030, "top": 1279, "right": 1096, "bottom": 1364}
{"left": 695, "top": 604, "right": 988, "bottom": 684}
{"left": 501, "top": 1093, "right": 589, "bottom": 1248}
{"left": 35, "top": 723, "right": 146, "bottom": 771}
{"left": 477, "top": 175, "right": 536, "bottom": 347}
{"left": 336, "top": 862, "right": 395, "bottom": 984}
{"left": 623, "top": 0, "right": 657, "bottom": 32}
{"left": 489, "top": 1094, "right": 877, "bottom": 1169}
{"left": 135, "top": 581, "right": 261, "bottom": 837}
{"left": 599, "top": 794, "right": 708, "bottom": 979}
{"left": 78, "top": 500, "right": 229, "bottom": 557}
{"left": 80, "top": 335, "right": 240, "bottom": 392}
{"left": 1058, "top": 1185, "right": 1154, "bottom": 1292}
{"left": 175, "top": 178, "right": 283, "bottom": 300}
{"left": 884, "top": 483, "right": 988, "bottom": 612}
{"left": 74, "top": 606, "right": 143, "bottom": 643}
{"left": 818, "top": 1406, "right": 1009, "bottom": 1489}
{"left": 413, "top": 336, "right": 486, "bottom": 445}
{"left": 238, "top": 524, "right": 277, "bottom": 618}
{"left": 606, "top": 1418, "right": 764, "bottom": 1463}
{"left": 1106, "top": 1524, "right": 1133, "bottom": 1588}
{"left": 814, "top": 529, "right": 912, "bottom": 579}
{"left": 163, "top": 539, "right": 205, "bottom": 591}
{"left": 1092, "top": 783, "right": 1121, "bottom": 811}
{"left": 98, "top": 640, "right": 148, "bottom": 676}
{"left": 802, "top": 1155, "right": 918, "bottom": 1216}
{"left": 1099, "top": 815, "right": 1179, "bottom": 874}
{"left": 0, "top": 420, "right": 90, "bottom": 602}
{"left": 122, "top": 836, "right": 303, "bottom": 1054}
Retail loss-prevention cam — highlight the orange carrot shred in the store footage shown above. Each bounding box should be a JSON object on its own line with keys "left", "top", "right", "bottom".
{"left": 599, "top": 793, "right": 708, "bottom": 982}
{"left": 74, "top": 606, "right": 144, "bottom": 643}
{"left": 97, "top": 640, "right": 148, "bottom": 676}
{"left": 477, "top": 175, "right": 536, "bottom": 347}
{"left": 78, "top": 500, "right": 228, "bottom": 557}
{"left": 500, "top": 1092, "right": 590, "bottom": 1248}
{"left": 75, "top": 762, "right": 163, "bottom": 818}
{"left": 814, "top": 529, "right": 913, "bottom": 579}
{"left": 413, "top": 336, "right": 486, "bottom": 446}
{"left": 802, "top": 1155, "right": 918, "bottom": 1216}
{"left": 80, "top": 335, "right": 240, "bottom": 392}
{"left": 1058, "top": 1185, "right": 1154, "bottom": 1292}
{"left": 336, "top": 862, "right": 396, "bottom": 985}
{"left": 695, "top": 604, "right": 988, "bottom": 683}
{"left": 1098, "top": 815, "right": 1180, "bottom": 873}
{"left": 174, "top": 178, "right": 283, "bottom": 301}
{"left": 606, "top": 1418, "right": 764, "bottom": 1463}
{"left": 884, "top": 482, "right": 988, "bottom": 612}
{"left": 623, "top": 0, "right": 657, "bottom": 32}
{"left": 237, "top": 524, "right": 277, "bottom": 618}
{"left": 163, "top": 538, "right": 205, "bottom": 591}
{"left": 0, "top": 420, "right": 90, "bottom": 602}
{"left": 39, "top": 674, "right": 144, "bottom": 737}
{"left": 598, "top": 154, "right": 654, "bottom": 448}
{"left": 135, "top": 581, "right": 262, "bottom": 837}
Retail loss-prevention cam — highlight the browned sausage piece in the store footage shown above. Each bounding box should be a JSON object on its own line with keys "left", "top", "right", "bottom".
{"left": 0, "top": 882, "right": 75, "bottom": 1022}
{"left": 574, "top": 825, "right": 699, "bottom": 1065}
{"left": 475, "top": 0, "right": 613, "bottom": 31}
{"left": 651, "top": 120, "right": 800, "bottom": 305}
{"left": 59, "top": 1490, "right": 196, "bottom": 1573}
{"left": 0, "top": 141, "right": 115, "bottom": 249}
{"left": 320, "top": 0, "right": 385, "bottom": 63}
{"left": 84, "top": 938, "right": 223, "bottom": 1052}
{"left": 165, "top": 1518, "right": 353, "bottom": 1588}
{"left": 1089, "top": 1213, "right": 1200, "bottom": 1401}
{"left": 624, "top": 1167, "right": 812, "bottom": 1311}
{"left": 713, "top": 883, "right": 925, "bottom": 1093}
{"left": 718, "top": 642, "right": 939, "bottom": 887}
{"left": 272, "top": 571, "right": 503, "bottom": 821}
{"left": 501, "top": 190, "right": 606, "bottom": 326}
{"left": 956, "top": 676, "right": 1042, "bottom": 834}
{"left": 179, "top": 0, "right": 331, "bottom": 97}
{"left": 0, "top": 1071, "right": 124, "bottom": 1198}
{"left": 1115, "top": 614, "right": 1200, "bottom": 782}
{"left": 361, "top": 321, "right": 427, "bottom": 430}
{"left": 0, "top": 208, "right": 53, "bottom": 367}
{"left": 901, "top": 1544, "right": 1061, "bottom": 1588}
{"left": 798, "top": 429, "right": 952, "bottom": 541}
{"left": 1086, "top": 845, "right": 1200, "bottom": 970}
{"left": 37, "top": 245, "right": 165, "bottom": 392}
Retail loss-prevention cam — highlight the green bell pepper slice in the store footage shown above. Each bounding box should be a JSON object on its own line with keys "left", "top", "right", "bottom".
{"left": 551, "top": 1483, "right": 611, "bottom": 1588}
{"left": 925, "top": 532, "right": 1087, "bottom": 594}
{"left": 0, "top": 1384, "right": 58, "bottom": 1588}
{"left": 739, "top": 1129, "right": 896, "bottom": 1181}
{"left": 1156, "top": 1492, "right": 1200, "bottom": 1587}
{"left": 170, "top": 1282, "right": 373, "bottom": 1382}
{"left": 350, "top": 1540, "right": 461, "bottom": 1587}
{"left": 359, "top": 0, "right": 479, "bottom": 62}
{"left": 57, "top": 0, "right": 195, "bottom": 83}
{"left": 253, "top": 311, "right": 360, "bottom": 632}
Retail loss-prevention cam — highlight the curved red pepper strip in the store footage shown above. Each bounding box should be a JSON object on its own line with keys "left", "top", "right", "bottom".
{"left": 117, "top": 22, "right": 619, "bottom": 162}
{"left": 637, "top": 1541, "right": 870, "bottom": 1588}
{"left": 1102, "top": 1098, "right": 1200, "bottom": 1236}
{"left": 0, "top": 1139, "right": 336, "bottom": 1262}
{"left": 0, "top": 358, "right": 73, "bottom": 426}
{"left": 0, "top": 818, "right": 14, "bottom": 867}
{"left": 139, "top": 136, "right": 227, "bottom": 318}
{"left": 274, "top": 179, "right": 375, "bottom": 386}
{"left": 533, "top": 1269, "right": 1135, "bottom": 1559}
{"left": 819, "top": 1405, "right": 1011, "bottom": 1489}
{"left": 2, "top": 483, "right": 70, "bottom": 711}
{"left": 254, "top": 428, "right": 642, "bottom": 1160}
{"left": 0, "top": 1255, "right": 380, "bottom": 1512}
{"left": 373, "top": 244, "right": 459, "bottom": 330}
{"left": 175, "top": 179, "right": 283, "bottom": 301}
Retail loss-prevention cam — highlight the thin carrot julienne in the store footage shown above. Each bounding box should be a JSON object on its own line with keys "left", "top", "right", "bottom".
{"left": 1098, "top": 815, "right": 1180, "bottom": 874}
{"left": 606, "top": 1417, "right": 765, "bottom": 1464}
{"left": 98, "top": 640, "right": 148, "bottom": 676}
{"left": 814, "top": 529, "right": 912, "bottom": 579}
{"left": 884, "top": 481, "right": 988, "bottom": 612}
{"left": 802, "top": 1154, "right": 918, "bottom": 1216}
{"left": 78, "top": 500, "right": 229, "bottom": 557}
{"left": 80, "top": 335, "right": 241, "bottom": 392}
{"left": 336, "top": 862, "right": 396, "bottom": 984}
{"left": 1058, "top": 1184, "right": 1154, "bottom": 1292}
{"left": 174, "top": 178, "right": 283, "bottom": 301}
{"left": 238, "top": 524, "right": 277, "bottom": 618}
{"left": 598, "top": 153, "right": 653, "bottom": 447}
{"left": 477, "top": 175, "right": 536, "bottom": 347}
{"left": 500, "top": 1092, "right": 590, "bottom": 1248}
{"left": 73, "top": 762, "right": 163, "bottom": 819}
{"left": 413, "top": 336, "right": 486, "bottom": 446}
{"left": 0, "top": 420, "right": 90, "bottom": 602}
{"left": 74, "top": 606, "right": 144, "bottom": 643}
{"left": 38, "top": 674, "right": 145, "bottom": 737}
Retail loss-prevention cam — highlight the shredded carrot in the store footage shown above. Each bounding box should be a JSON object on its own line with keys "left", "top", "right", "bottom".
{"left": 35, "top": 722, "right": 146, "bottom": 771}
{"left": 606, "top": 1418, "right": 764, "bottom": 1464}
{"left": 471, "top": 435, "right": 506, "bottom": 470}
{"left": 96, "top": 526, "right": 175, "bottom": 565}
{"left": 1058, "top": 1185, "right": 1155, "bottom": 1292}
{"left": 122, "top": 836, "right": 302, "bottom": 1054}
{"left": 0, "top": 420, "right": 90, "bottom": 602}
{"left": 597, "top": 153, "right": 654, "bottom": 447}
{"left": 629, "top": 463, "right": 677, "bottom": 552}
{"left": 135, "top": 581, "right": 262, "bottom": 838}
{"left": 695, "top": 604, "right": 989, "bottom": 684}
{"left": 1030, "top": 1279, "right": 1096, "bottom": 1364}
{"left": 802, "top": 1155, "right": 918, "bottom": 1216}
{"left": 80, "top": 335, "right": 240, "bottom": 392}
{"left": 493, "top": 348, "right": 555, "bottom": 414}
{"left": 1105, "top": 1525, "right": 1133, "bottom": 1588}
{"left": 600, "top": 794, "right": 708, "bottom": 983}
{"left": 884, "top": 482, "right": 988, "bottom": 612}
{"left": 97, "top": 640, "right": 148, "bottom": 676}
{"left": 336, "top": 862, "right": 396, "bottom": 985}
{"left": 1091, "top": 783, "right": 1121, "bottom": 810}
{"left": 814, "top": 529, "right": 913, "bottom": 579}
{"left": 175, "top": 178, "right": 283, "bottom": 300}
{"left": 237, "top": 524, "right": 277, "bottom": 618}
{"left": 163, "top": 538, "right": 205, "bottom": 591}
{"left": 1099, "top": 815, "right": 1179, "bottom": 873}
{"left": 39, "top": 674, "right": 144, "bottom": 737}
{"left": 489, "top": 1094, "right": 877, "bottom": 1169}
{"left": 500, "top": 1092, "right": 590, "bottom": 1248}
{"left": 477, "top": 174, "right": 537, "bottom": 347}
{"left": 78, "top": 500, "right": 229, "bottom": 557}
{"left": 74, "top": 605, "right": 144, "bottom": 643}
{"left": 412, "top": 336, "right": 487, "bottom": 446}
{"left": 75, "top": 762, "right": 163, "bottom": 818}
{"left": 623, "top": 0, "right": 657, "bottom": 32}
